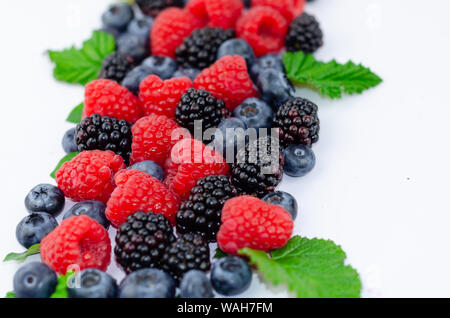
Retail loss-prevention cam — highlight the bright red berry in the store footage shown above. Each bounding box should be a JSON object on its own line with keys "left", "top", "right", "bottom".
{"left": 186, "top": 0, "right": 244, "bottom": 29}
{"left": 236, "top": 7, "right": 288, "bottom": 57}
{"left": 105, "top": 169, "right": 180, "bottom": 227}
{"left": 139, "top": 75, "right": 192, "bottom": 119}
{"left": 56, "top": 150, "right": 125, "bottom": 204}
{"left": 193, "top": 55, "right": 257, "bottom": 111}
{"left": 217, "top": 196, "right": 294, "bottom": 254}
{"left": 130, "top": 114, "right": 189, "bottom": 166}
{"left": 84, "top": 79, "right": 143, "bottom": 123}
{"left": 252, "top": 0, "right": 306, "bottom": 23}
{"left": 151, "top": 8, "right": 205, "bottom": 58}
{"left": 41, "top": 215, "right": 111, "bottom": 274}
{"left": 164, "top": 138, "right": 229, "bottom": 200}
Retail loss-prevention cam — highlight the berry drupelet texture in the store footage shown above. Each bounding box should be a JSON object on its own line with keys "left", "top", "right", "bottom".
{"left": 176, "top": 27, "right": 235, "bottom": 70}
{"left": 285, "top": 13, "right": 323, "bottom": 53}
{"left": 98, "top": 53, "right": 135, "bottom": 84}
{"left": 76, "top": 114, "right": 133, "bottom": 165}
{"left": 176, "top": 175, "right": 238, "bottom": 242}
{"left": 114, "top": 211, "right": 176, "bottom": 274}
{"left": 272, "top": 97, "right": 320, "bottom": 147}
{"left": 136, "top": 0, "right": 184, "bottom": 18}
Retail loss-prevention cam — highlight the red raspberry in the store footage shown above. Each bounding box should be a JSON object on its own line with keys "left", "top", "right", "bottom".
{"left": 41, "top": 215, "right": 111, "bottom": 274}
{"left": 139, "top": 75, "right": 192, "bottom": 119}
{"left": 164, "top": 138, "right": 229, "bottom": 200}
{"left": 252, "top": 0, "right": 306, "bottom": 23}
{"left": 56, "top": 150, "right": 125, "bottom": 203}
{"left": 105, "top": 169, "right": 180, "bottom": 227}
{"left": 151, "top": 8, "right": 205, "bottom": 58}
{"left": 186, "top": 0, "right": 244, "bottom": 29}
{"left": 193, "top": 55, "right": 257, "bottom": 111}
{"left": 236, "top": 7, "right": 288, "bottom": 57}
{"left": 130, "top": 114, "right": 189, "bottom": 166}
{"left": 84, "top": 79, "right": 143, "bottom": 123}
{"left": 217, "top": 196, "right": 294, "bottom": 254}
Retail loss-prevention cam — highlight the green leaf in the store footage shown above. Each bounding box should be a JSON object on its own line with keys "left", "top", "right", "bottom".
{"left": 50, "top": 152, "right": 79, "bottom": 179}
{"left": 213, "top": 248, "right": 228, "bottom": 259}
{"left": 239, "top": 236, "right": 362, "bottom": 298}
{"left": 5, "top": 291, "right": 16, "bottom": 298}
{"left": 48, "top": 31, "right": 115, "bottom": 85}
{"left": 66, "top": 103, "right": 84, "bottom": 124}
{"left": 283, "top": 51, "right": 382, "bottom": 99}
{"left": 3, "top": 244, "right": 41, "bottom": 262}
{"left": 50, "top": 271, "right": 74, "bottom": 298}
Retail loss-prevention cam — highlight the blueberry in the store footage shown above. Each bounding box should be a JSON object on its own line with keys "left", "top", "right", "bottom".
{"left": 67, "top": 269, "right": 117, "bottom": 298}
{"left": 119, "top": 268, "right": 176, "bottom": 298}
{"left": 16, "top": 213, "right": 58, "bottom": 249}
{"left": 99, "top": 27, "right": 122, "bottom": 40}
{"left": 173, "top": 68, "right": 201, "bottom": 81}
{"left": 13, "top": 262, "right": 57, "bottom": 298}
{"left": 282, "top": 144, "right": 316, "bottom": 177}
{"left": 217, "top": 39, "right": 255, "bottom": 67}
{"left": 117, "top": 33, "right": 149, "bottom": 62}
{"left": 210, "top": 117, "right": 247, "bottom": 160}
{"left": 257, "top": 68, "right": 295, "bottom": 109}
{"left": 211, "top": 256, "right": 252, "bottom": 296}
{"left": 127, "top": 17, "right": 153, "bottom": 43}
{"left": 129, "top": 161, "right": 164, "bottom": 182}
{"left": 121, "top": 65, "right": 154, "bottom": 95}
{"left": 233, "top": 98, "right": 273, "bottom": 130}
{"left": 142, "top": 56, "right": 178, "bottom": 80}
{"left": 250, "top": 54, "right": 284, "bottom": 80}
{"left": 180, "top": 270, "right": 214, "bottom": 298}
{"left": 62, "top": 127, "right": 78, "bottom": 154}
{"left": 24, "top": 184, "right": 65, "bottom": 216}
{"left": 243, "top": 0, "right": 252, "bottom": 8}
{"left": 101, "top": 3, "right": 134, "bottom": 32}
{"left": 262, "top": 191, "right": 298, "bottom": 220}
{"left": 63, "top": 201, "right": 109, "bottom": 229}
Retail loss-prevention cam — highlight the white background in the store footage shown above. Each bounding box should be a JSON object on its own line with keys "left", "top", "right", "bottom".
{"left": 0, "top": 0, "right": 449, "bottom": 298}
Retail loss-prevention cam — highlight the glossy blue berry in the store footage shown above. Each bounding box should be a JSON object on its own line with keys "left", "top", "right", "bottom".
{"left": 67, "top": 269, "right": 118, "bottom": 298}
{"left": 217, "top": 39, "right": 255, "bottom": 67}
{"left": 250, "top": 54, "right": 284, "bottom": 80}
{"left": 180, "top": 270, "right": 214, "bottom": 298}
{"left": 24, "top": 184, "right": 65, "bottom": 216}
{"left": 211, "top": 256, "right": 252, "bottom": 296}
{"left": 173, "top": 68, "right": 201, "bottom": 82}
{"left": 119, "top": 268, "right": 176, "bottom": 298}
{"left": 142, "top": 56, "right": 178, "bottom": 80}
{"left": 117, "top": 33, "right": 149, "bottom": 62}
{"left": 13, "top": 262, "right": 57, "bottom": 298}
{"left": 130, "top": 161, "right": 164, "bottom": 182}
{"left": 16, "top": 213, "right": 58, "bottom": 249}
{"left": 233, "top": 98, "right": 273, "bottom": 130}
{"left": 63, "top": 201, "right": 109, "bottom": 229}
{"left": 257, "top": 68, "right": 295, "bottom": 109}
{"left": 122, "top": 65, "right": 154, "bottom": 95}
{"left": 101, "top": 3, "right": 134, "bottom": 32}
{"left": 262, "top": 191, "right": 298, "bottom": 220}
{"left": 127, "top": 17, "right": 153, "bottom": 43}
{"left": 211, "top": 117, "right": 247, "bottom": 160}
{"left": 283, "top": 144, "right": 316, "bottom": 177}
{"left": 62, "top": 127, "right": 78, "bottom": 154}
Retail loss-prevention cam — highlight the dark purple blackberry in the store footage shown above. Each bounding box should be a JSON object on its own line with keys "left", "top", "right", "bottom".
{"left": 160, "top": 233, "right": 211, "bottom": 284}
{"left": 75, "top": 114, "right": 133, "bottom": 165}
{"left": 176, "top": 27, "right": 235, "bottom": 70}
{"left": 136, "top": 0, "right": 184, "bottom": 17}
{"left": 272, "top": 97, "right": 320, "bottom": 147}
{"left": 175, "top": 88, "right": 229, "bottom": 135}
{"left": 231, "top": 136, "right": 284, "bottom": 198}
{"left": 176, "top": 175, "right": 238, "bottom": 242}
{"left": 285, "top": 13, "right": 323, "bottom": 53}
{"left": 98, "top": 52, "right": 135, "bottom": 83}
{"left": 114, "top": 211, "right": 176, "bottom": 274}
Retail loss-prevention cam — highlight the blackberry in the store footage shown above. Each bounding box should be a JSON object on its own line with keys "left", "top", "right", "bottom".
{"left": 272, "top": 97, "right": 320, "bottom": 147}
{"left": 285, "top": 13, "right": 323, "bottom": 53}
{"left": 75, "top": 114, "right": 133, "bottom": 165}
{"left": 114, "top": 211, "right": 176, "bottom": 274}
{"left": 176, "top": 175, "right": 238, "bottom": 242}
{"left": 160, "top": 233, "right": 211, "bottom": 284}
{"left": 175, "top": 88, "right": 229, "bottom": 135}
{"left": 176, "top": 27, "right": 235, "bottom": 69}
{"left": 98, "top": 52, "right": 135, "bottom": 83}
{"left": 136, "top": 0, "right": 184, "bottom": 18}
{"left": 231, "top": 136, "right": 284, "bottom": 198}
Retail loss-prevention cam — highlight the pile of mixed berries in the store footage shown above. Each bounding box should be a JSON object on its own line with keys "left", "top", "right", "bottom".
{"left": 11, "top": 0, "right": 322, "bottom": 298}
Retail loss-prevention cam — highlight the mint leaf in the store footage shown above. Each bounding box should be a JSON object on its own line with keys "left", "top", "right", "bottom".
{"left": 3, "top": 244, "right": 41, "bottom": 262}
{"left": 50, "top": 152, "right": 79, "bottom": 179}
{"left": 48, "top": 31, "right": 115, "bottom": 85}
{"left": 50, "top": 271, "right": 74, "bottom": 298}
{"left": 67, "top": 103, "right": 84, "bottom": 124}
{"left": 214, "top": 248, "right": 228, "bottom": 259}
{"left": 5, "top": 291, "right": 16, "bottom": 298}
{"left": 283, "top": 51, "right": 382, "bottom": 99}
{"left": 239, "top": 236, "right": 361, "bottom": 298}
